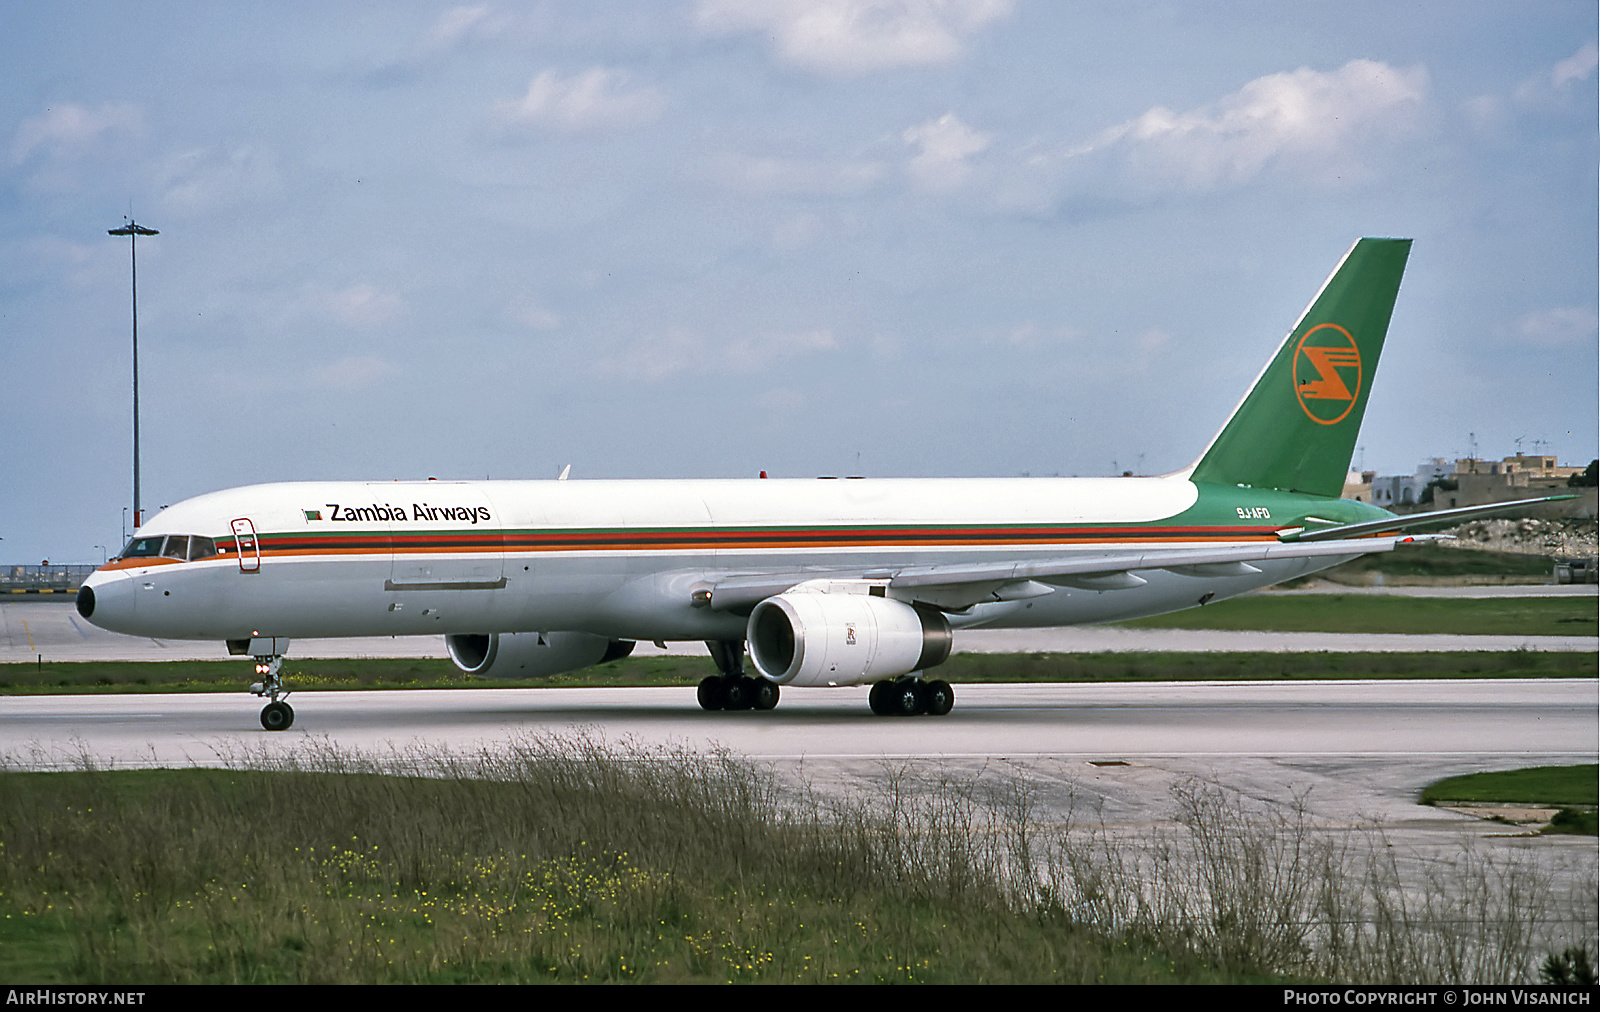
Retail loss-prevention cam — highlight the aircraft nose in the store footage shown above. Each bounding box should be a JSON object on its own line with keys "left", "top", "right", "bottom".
{"left": 78, "top": 569, "right": 136, "bottom": 633}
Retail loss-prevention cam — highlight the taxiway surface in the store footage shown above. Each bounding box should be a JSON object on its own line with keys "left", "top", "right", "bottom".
{"left": 3, "top": 678, "right": 1592, "bottom": 769}
{"left": 4, "top": 678, "right": 1593, "bottom": 839}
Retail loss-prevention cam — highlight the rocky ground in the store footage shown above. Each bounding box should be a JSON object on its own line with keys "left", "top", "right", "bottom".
{"left": 1444, "top": 517, "right": 1598, "bottom": 559}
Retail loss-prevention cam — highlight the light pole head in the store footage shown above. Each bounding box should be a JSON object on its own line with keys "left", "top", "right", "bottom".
{"left": 108, "top": 222, "right": 159, "bottom": 237}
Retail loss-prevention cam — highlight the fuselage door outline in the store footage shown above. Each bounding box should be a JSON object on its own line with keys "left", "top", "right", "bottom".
{"left": 231, "top": 517, "right": 261, "bottom": 573}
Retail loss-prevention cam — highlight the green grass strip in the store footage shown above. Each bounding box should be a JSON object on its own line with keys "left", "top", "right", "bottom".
{"left": 0, "top": 650, "right": 1593, "bottom": 694}
{"left": 1316, "top": 543, "right": 1555, "bottom": 579}
{"left": 1115, "top": 594, "right": 1597, "bottom": 636}
{"left": 1420, "top": 764, "right": 1598, "bottom": 807}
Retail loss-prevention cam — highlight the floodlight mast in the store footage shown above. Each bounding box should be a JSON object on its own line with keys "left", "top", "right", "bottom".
{"left": 107, "top": 220, "right": 158, "bottom": 531}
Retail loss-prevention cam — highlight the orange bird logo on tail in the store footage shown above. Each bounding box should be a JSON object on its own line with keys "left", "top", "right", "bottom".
{"left": 1293, "top": 323, "right": 1362, "bottom": 424}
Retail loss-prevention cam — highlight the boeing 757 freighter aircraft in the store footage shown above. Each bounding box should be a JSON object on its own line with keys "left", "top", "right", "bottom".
{"left": 76, "top": 238, "right": 1567, "bottom": 730}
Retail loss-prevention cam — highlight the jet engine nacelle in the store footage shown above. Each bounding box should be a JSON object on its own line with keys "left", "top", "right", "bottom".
{"left": 446, "top": 631, "right": 635, "bottom": 679}
{"left": 746, "top": 588, "right": 951, "bottom": 688}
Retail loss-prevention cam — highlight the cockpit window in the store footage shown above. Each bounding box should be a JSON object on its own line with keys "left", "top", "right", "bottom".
{"left": 122, "top": 536, "right": 165, "bottom": 558}
{"left": 119, "top": 534, "right": 223, "bottom": 562}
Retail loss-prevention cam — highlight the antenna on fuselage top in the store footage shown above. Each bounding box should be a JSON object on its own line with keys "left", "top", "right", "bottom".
{"left": 557, "top": 464, "right": 571, "bottom": 481}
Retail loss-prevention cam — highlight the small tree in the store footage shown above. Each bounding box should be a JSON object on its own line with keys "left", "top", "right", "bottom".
{"left": 1418, "top": 476, "right": 1458, "bottom": 506}
{"left": 1539, "top": 944, "right": 1596, "bottom": 985}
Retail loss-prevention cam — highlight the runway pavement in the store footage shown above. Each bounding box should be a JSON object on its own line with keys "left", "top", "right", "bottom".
{"left": 4, "top": 677, "right": 1592, "bottom": 767}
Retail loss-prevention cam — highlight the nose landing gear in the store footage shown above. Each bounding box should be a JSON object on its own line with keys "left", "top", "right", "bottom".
{"left": 249, "top": 654, "right": 294, "bottom": 731}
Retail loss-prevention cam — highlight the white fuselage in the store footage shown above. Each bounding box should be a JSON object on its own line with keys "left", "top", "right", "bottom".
{"left": 80, "top": 476, "right": 1351, "bottom": 645}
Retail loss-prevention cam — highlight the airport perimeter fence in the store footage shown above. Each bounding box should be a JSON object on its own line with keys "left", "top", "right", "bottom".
{"left": 1, "top": 564, "right": 96, "bottom": 594}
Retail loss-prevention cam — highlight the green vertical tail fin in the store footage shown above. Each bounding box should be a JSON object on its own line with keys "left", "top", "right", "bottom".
{"left": 1187, "top": 237, "right": 1412, "bottom": 497}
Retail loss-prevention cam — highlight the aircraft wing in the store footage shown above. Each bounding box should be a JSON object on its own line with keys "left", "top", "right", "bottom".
{"left": 707, "top": 492, "right": 1578, "bottom": 612}
{"left": 1276, "top": 494, "right": 1578, "bottom": 542}
{"left": 706, "top": 534, "right": 1428, "bottom": 613}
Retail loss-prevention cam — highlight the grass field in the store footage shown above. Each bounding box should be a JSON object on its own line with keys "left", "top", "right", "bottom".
{"left": 2, "top": 741, "right": 1589, "bottom": 984}
{"left": 1115, "top": 593, "right": 1597, "bottom": 636}
{"left": 1421, "top": 764, "right": 1599, "bottom": 837}
{"left": 0, "top": 747, "right": 1239, "bottom": 984}
{"left": 1421, "top": 764, "right": 1598, "bottom": 807}
{"left": 1309, "top": 542, "right": 1557, "bottom": 582}
{"left": 0, "top": 649, "right": 1593, "bottom": 694}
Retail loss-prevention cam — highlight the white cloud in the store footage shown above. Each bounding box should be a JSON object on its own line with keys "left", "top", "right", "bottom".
{"left": 9, "top": 101, "right": 142, "bottom": 164}
{"left": 311, "top": 356, "right": 399, "bottom": 390}
{"left": 496, "top": 68, "right": 665, "bottom": 131}
{"left": 321, "top": 284, "right": 406, "bottom": 329}
{"left": 695, "top": 0, "right": 1011, "bottom": 76}
{"left": 0, "top": 236, "right": 100, "bottom": 290}
{"left": 1075, "top": 60, "right": 1428, "bottom": 192}
{"left": 703, "top": 151, "right": 887, "bottom": 195}
{"left": 757, "top": 387, "right": 808, "bottom": 412}
{"left": 597, "top": 327, "right": 704, "bottom": 381}
{"left": 982, "top": 321, "right": 1082, "bottom": 349}
{"left": 1517, "top": 306, "right": 1598, "bottom": 347}
{"left": 724, "top": 328, "right": 837, "bottom": 371}
{"left": 771, "top": 213, "right": 827, "bottom": 250}
{"left": 903, "top": 111, "right": 989, "bottom": 190}
{"left": 1129, "top": 328, "right": 1171, "bottom": 372}
{"left": 428, "top": 5, "right": 496, "bottom": 47}
{"left": 598, "top": 327, "right": 839, "bottom": 381}
{"left": 1460, "top": 94, "right": 1508, "bottom": 137}
{"left": 1551, "top": 42, "right": 1598, "bottom": 89}
{"left": 1515, "top": 42, "right": 1599, "bottom": 107}
{"left": 154, "top": 145, "right": 279, "bottom": 212}
{"left": 506, "top": 298, "right": 561, "bottom": 331}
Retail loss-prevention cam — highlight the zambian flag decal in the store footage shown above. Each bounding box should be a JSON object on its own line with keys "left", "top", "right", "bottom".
{"left": 304, "top": 510, "right": 323, "bottom": 521}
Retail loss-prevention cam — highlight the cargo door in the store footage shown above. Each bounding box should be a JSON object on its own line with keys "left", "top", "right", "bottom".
{"left": 388, "top": 484, "right": 504, "bottom": 590}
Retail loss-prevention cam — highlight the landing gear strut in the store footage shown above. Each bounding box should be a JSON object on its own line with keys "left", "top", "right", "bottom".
{"left": 249, "top": 655, "right": 295, "bottom": 731}
{"left": 869, "top": 676, "right": 953, "bottom": 717}
{"left": 697, "top": 639, "right": 780, "bottom": 712}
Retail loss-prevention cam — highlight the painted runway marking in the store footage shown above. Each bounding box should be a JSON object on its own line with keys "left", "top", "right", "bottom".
{"left": 4, "top": 714, "right": 169, "bottom": 720}
{"left": 735, "top": 750, "right": 1600, "bottom": 761}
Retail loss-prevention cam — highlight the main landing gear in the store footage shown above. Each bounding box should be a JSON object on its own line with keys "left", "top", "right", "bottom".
{"left": 249, "top": 655, "right": 295, "bottom": 731}
{"left": 697, "top": 639, "right": 780, "bottom": 712}
{"left": 869, "top": 677, "right": 954, "bottom": 717}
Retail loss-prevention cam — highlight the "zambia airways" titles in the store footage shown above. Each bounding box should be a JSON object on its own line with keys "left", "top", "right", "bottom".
{"left": 313, "top": 503, "right": 493, "bottom": 525}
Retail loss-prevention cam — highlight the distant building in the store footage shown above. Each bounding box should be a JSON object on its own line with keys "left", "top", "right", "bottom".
{"left": 1453, "top": 453, "right": 1585, "bottom": 481}
{"left": 1342, "top": 469, "right": 1376, "bottom": 502}
{"left": 1439, "top": 454, "right": 1594, "bottom": 518}
{"left": 1355, "top": 452, "right": 1597, "bottom": 519}
{"left": 1364, "top": 457, "right": 1454, "bottom": 509}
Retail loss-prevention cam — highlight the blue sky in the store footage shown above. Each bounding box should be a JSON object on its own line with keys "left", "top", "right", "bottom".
{"left": 3, "top": 1, "right": 1596, "bottom": 561}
